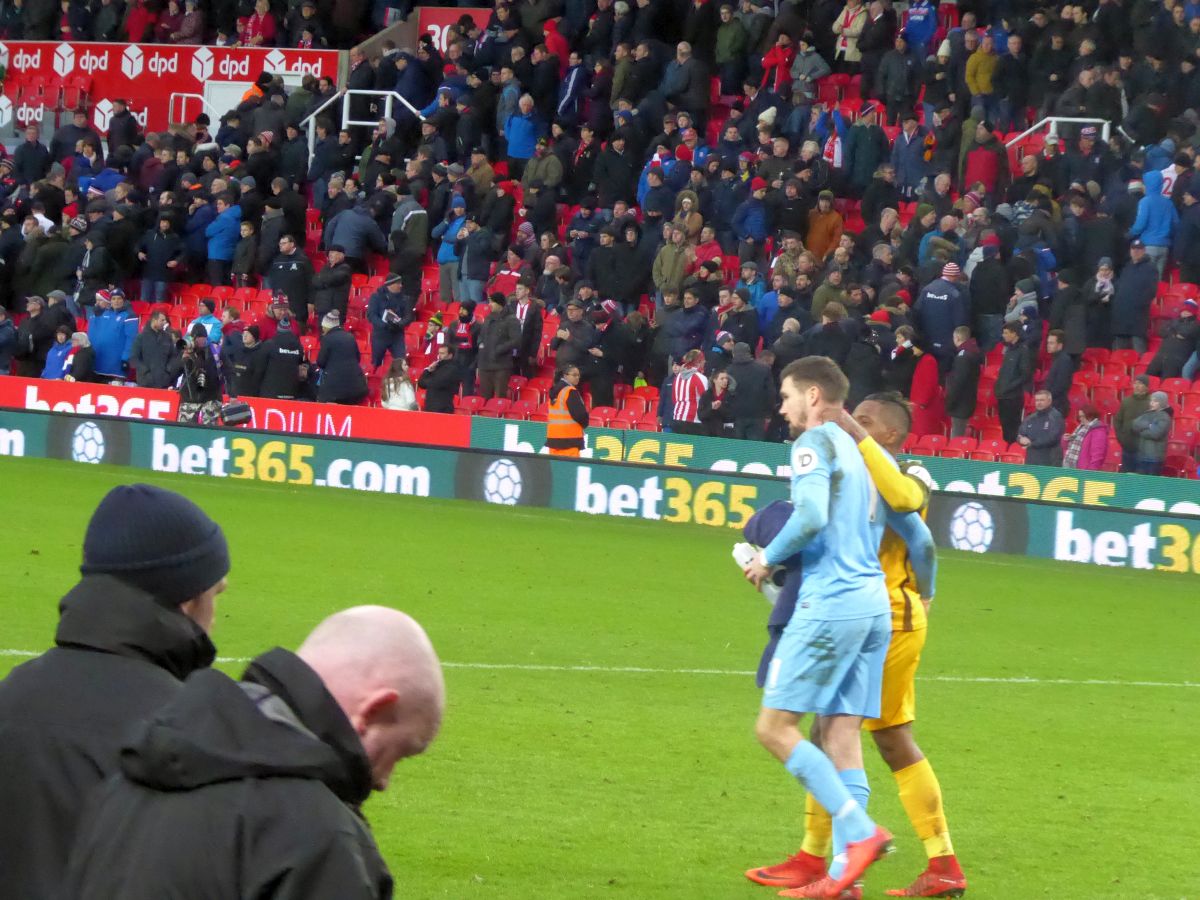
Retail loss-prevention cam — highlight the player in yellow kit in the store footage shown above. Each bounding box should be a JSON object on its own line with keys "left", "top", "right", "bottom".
{"left": 746, "top": 394, "right": 967, "bottom": 898}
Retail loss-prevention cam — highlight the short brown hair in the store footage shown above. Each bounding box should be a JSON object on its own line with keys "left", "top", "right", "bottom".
{"left": 780, "top": 356, "right": 849, "bottom": 404}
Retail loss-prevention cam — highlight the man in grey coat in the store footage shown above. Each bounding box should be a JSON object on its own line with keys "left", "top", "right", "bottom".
{"left": 1018, "top": 390, "right": 1066, "bottom": 466}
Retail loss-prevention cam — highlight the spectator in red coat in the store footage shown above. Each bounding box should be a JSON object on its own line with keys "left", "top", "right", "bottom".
{"left": 1062, "top": 404, "right": 1110, "bottom": 470}
{"left": 761, "top": 34, "right": 797, "bottom": 95}
{"left": 908, "top": 340, "right": 945, "bottom": 436}
{"left": 238, "top": 0, "right": 277, "bottom": 46}
{"left": 122, "top": 0, "right": 158, "bottom": 42}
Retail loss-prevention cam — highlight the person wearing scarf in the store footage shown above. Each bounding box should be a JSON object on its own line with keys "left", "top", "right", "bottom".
{"left": 1063, "top": 403, "right": 1109, "bottom": 470}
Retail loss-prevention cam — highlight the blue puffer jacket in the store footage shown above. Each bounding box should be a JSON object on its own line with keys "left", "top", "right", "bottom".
{"left": 666, "top": 303, "right": 712, "bottom": 359}
{"left": 432, "top": 211, "right": 467, "bottom": 265}
{"left": 732, "top": 196, "right": 768, "bottom": 241}
{"left": 1128, "top": 170, "right": 1179, "bottom": 247}
{"left": 913, "top": 277, "right": 969, "bottom": 357}
{"left": 89, "top": 307, "right": 138, "bottom": 376}
{"left": 505, "top": 112, "right": 541, "bottom": 160}
{"left": 205, "top": 204, "right": 242, "bottom": 262}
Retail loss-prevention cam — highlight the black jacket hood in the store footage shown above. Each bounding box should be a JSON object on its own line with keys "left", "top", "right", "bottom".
{"left": 55, "top": 574, "right": 216, "bottom": 680}
{"left": 119, "top": 648, "right": 374, "bottom": 807}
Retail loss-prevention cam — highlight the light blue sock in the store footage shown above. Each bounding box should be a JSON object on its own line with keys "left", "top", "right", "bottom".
{"left": 829, "top": 769, "right": 873, "bottom": 880}
{"left": 784, "top": 742, "right": 861, "bottom": 828}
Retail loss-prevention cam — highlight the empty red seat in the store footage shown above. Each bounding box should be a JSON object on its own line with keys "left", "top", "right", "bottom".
{"left": 589, "top": 405, "right": 618, "bottom": 427}
{"left": 621, "top": 395, "right": 650, "bottom": 418}
{"left": 939, "top": 448, "right": 965, "bottom": 459}
{"left": 947, "top": 436, "right": 977, "bottom": 453}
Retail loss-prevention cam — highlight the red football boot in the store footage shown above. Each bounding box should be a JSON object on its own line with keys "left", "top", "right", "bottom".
{"left": 830, "top": 826, "right": 893, "bottom": 894}
{"left": 885, "top": 855, "right": 967, "bottom": 897}
{"left": 778, "top": 875, "right": 863, "bottom": 899}
{"left": 744, "top": 850, "right": 827, "bottom": 888}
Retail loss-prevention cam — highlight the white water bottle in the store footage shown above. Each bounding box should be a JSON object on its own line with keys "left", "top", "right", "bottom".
{"left": 732, "top": 542, "right": 785, "bottom": 605}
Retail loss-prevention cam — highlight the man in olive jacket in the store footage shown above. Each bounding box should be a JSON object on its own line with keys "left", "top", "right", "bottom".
{"left": 0, "top": 485, "right": 228, "bottom": 900}
{"left": 1113, "top": 374, "right": 1152, "bottom": 472}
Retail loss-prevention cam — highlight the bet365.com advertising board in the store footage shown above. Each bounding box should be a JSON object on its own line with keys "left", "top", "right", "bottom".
{"left": 469, "top": 419, "right": 1200, "bottom": 517}
{"left": 3, "top": 409, "right": 1198, "bottom": 575}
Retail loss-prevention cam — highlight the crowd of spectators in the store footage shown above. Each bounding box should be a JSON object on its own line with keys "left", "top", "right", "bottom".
{"left": 0, "top": 0, "right": 389, "bottom": 48}
{"left": 1, "top": 0, "right": 1199, "bottom": 476}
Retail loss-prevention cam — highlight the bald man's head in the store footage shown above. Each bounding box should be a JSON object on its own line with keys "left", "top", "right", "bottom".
{"left": 299, "top": 606, "right": 444, "bottom": 790}
{"left": 854, "top": 393, "right": 912, "bottom": 453}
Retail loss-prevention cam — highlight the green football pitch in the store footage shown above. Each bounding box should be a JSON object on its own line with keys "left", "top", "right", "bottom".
{"left": 1, "top": 456, "right": 1197, "bottom": 900}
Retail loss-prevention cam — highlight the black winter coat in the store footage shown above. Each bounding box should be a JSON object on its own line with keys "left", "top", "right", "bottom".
{"left": 478, "top": 307, "right": 522, "bottom": 370}
{"left": 312, "top": 260, "right": 353, "bottom": 319}
{"left": 944, "top": 340, "right": 983, "bottom": 418}
{"left": 257, "top": 328, "right": 306, "bottom": 399}
{"left": 129, "top": 325, "right": 182, "bottom": 389}
{"left": 418, "top": 357, "right": 462, "bottom": 412}
{"left": 316, "top": 327, "right": 367, "bottom": 404}
{"left": 1048, "top": 284, "right": 1088, "bottom": 356}
{"left": 725, "top": 358, "right": 776, "bottom": 420}
{"left": 1111, "top": 256, "right": 1157, "bottom": 338}
{"left": 994, "top": 341, "right": 1033, "bottom": 400}
{"left": 61, "top": 649, "right": 391, "bottom": 900}
{"left": 0, "top": 576, "right": 215, "bottom": 900}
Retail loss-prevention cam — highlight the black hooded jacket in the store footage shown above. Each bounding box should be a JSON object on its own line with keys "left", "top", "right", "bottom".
{"left": 62, "top": 648, "right": 392, "bottom": 900}
{"left": 0, "top": 576, "right": 215, "bottom": 900}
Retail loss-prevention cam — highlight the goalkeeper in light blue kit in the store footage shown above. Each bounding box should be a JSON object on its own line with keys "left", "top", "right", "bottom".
{"left": 743, "top": 357, "right": 893, "bottom": 899}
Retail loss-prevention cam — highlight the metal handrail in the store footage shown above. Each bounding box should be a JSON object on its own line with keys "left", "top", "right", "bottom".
{"left": 168, "top": 92, "right": 221, "bottom": 125}
{"left": 1005, "top": 117, "right": 1112, "bottom": 147}
{"left": 300, "top": 90, "right": 345, "bottom": 166}
{"left": 301, "top": 89, "right": 426, "bottom": 166}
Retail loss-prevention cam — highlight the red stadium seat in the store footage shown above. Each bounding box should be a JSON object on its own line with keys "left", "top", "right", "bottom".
{"left": 947, "top": 436, "right": 977, "bottom": 453}
{"left": 590, "top": 405, "right": 618, "bottom": 426}
{"left": 1000, "top": 451, "right": 1025, "bottom": 464}
{"left": 939, "top": 449, "right": 965, "bottom": 459}
{"left": 621, "top": 395, "right": 650, "bottom": 418}
{"left": 915, "top": 434, "right": 947, "bottom": 454}
{"left": 480, "top": 397, "right": 511, "bottom": 418}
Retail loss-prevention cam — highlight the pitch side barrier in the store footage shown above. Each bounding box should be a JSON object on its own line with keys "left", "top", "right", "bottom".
{"left": 1, "top": 376, "right": 1195, "bottom": 519}
{"left": 1, "top": 409, "right": 1198, "bottom": 576}
{"left": 469, "top": 419, "right": 1200, "bottom": 519}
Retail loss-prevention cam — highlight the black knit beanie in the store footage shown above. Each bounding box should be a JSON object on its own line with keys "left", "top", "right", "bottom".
{"left": 80, "top": 485, "right": 231, "bottom": 606}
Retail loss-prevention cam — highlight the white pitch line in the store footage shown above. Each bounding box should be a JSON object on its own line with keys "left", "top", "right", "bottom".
{"left": 0, "top": 649, "right": 1195, "bottom": 688}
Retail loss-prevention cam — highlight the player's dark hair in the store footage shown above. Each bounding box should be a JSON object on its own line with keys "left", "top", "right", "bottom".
{"left": 864, "top": 391, "right": 913, "bottom": 439}
{"left": 781, "top": 356, "right": 849, "bottom": 404}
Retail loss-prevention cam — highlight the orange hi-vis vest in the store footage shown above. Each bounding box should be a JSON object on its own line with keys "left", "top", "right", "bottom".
{"left": 547, "top": 384, "right": 585, "bottom": 452}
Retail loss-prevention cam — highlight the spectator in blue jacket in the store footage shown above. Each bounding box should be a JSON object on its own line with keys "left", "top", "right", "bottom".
{"left": 731, "top": 176, "right": 770, "bottom": 264}
{"left": 903, "top": 0, "right": 938, "bottom": 59}
{"left": 89, "top": 290, "right": 139, "bottom": 378}
{"left": 430, "top": 196, "right": 468, "bottom": 304}
{"left": 186, "top": 297, "right": 224, "bottom": 347}
{"left": 203, "top": 193, "right": 242, "bottom": 286}
{"left": 557, "top": 52, "right": 587, "bottom": 126}
{"left": 184, "top": 192, "right": 216, "bottom": 274}
{"left": 735, "top": 261, "right": 767, "bottom": 317}
{"left": 890, "top": 111, "right": 928, "bottom": 200}
{"left": 666, "top": 289, "right": 713, "bottom": 360}
{"left": 137, "top": 214, "right": 185, "bottom": 303}
{"left": 322, "top": 204, "right": 387, "bottom": 272}
{"left": 504, "top": 95, "right": 542, "bottom": 179}
{"left": 913, "top": 261, "right": 970, "bottom": 372}
{"left": 1127, "top": 169, "right": 1179, "bottom": 277}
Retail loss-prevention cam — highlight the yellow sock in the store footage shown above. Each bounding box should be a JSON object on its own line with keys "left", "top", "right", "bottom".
{"left": 895, "top": 758, "right": 955, "bottom": 859}
{"left": 800, "top": 792, "right": 833, "bottom": 858}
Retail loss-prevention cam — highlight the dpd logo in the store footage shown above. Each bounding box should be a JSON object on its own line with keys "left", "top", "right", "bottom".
{"left": 191, "top": 46, "right": 214, "bottom": 81}
{"left": 11, "top": 47, "right": 41, "bottom": 71}
{"left": 148, "top": 52, "right": 177, "bottom": 76}
{"left": 0, "top": 43, "right": 9, "bottom": 71}
{"left": 218, "top": 56, "right": 250, "bottom": 78}
{"left": 93, "top": 99, "right": 114, "bottom": 131}
{"left": 16, "top": 102, "right": 44, "bottom": 125}
{"left": 122, "top": 45, "right": 143, "bottom": 78}
{"left": 78, "top": 49, "right": 110, "bottom": 74}
{"left": 53, "top": 43, "right": 74, "bottom": 77}
{"left": 264, "top": 49, "right": 286, "bottom": 71}
{"left": 0, "top": 96, "right": 11, "bottom": 128}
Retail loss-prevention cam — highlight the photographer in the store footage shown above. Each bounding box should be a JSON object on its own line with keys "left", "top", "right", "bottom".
{"left": 177, "top": 324, "right": 223, "bottom": 424}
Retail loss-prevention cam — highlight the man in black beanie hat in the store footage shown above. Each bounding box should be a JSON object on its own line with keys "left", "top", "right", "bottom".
{"left": 0, "top": 484, "right": 229, "bottom": 900}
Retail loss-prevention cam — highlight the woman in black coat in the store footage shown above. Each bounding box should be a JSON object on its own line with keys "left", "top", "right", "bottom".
{"left": 1048, "top": 270, "right": 1088, "bottom": 358}
{"left": 698, "top": 369, "right": 736, "bottom": 437}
